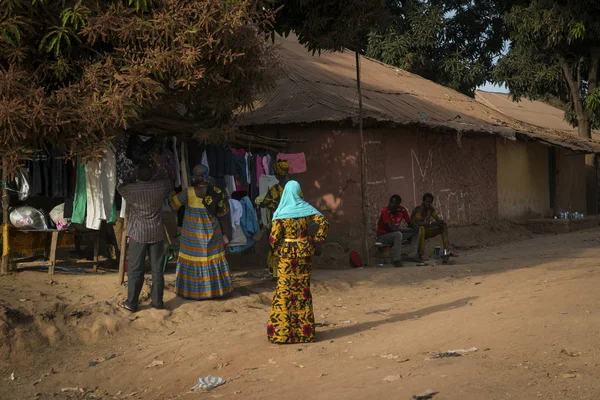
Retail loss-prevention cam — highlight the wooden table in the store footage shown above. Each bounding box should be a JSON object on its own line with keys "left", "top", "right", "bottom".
{"left": 11, "top": 229, "right": 101, "bottom": 275}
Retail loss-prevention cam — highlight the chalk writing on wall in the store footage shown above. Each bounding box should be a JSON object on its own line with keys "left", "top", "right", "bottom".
{"left": 411, "top": 149, "right": 472, "bottom": 224}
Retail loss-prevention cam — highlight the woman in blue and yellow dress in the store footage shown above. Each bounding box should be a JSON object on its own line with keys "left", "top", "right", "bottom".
{"left": 266, "top": 180, "right": 329, "bottom": 344}
{"left": 168, "top": 164, "right": 233, "bottom": 300}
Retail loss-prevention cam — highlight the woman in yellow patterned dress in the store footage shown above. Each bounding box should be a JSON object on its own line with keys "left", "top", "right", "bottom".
{"left": 260, "top": 159, "right": 303, "bottom": 278}
{"left": 267, "top": 180, "right": 329, "bottom": 344}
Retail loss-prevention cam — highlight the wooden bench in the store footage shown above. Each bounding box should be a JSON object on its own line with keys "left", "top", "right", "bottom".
{"left": 10, "top": 229, "right": 102, "bottom": 275}
{"left": 374, "top": 239, "right": 410, "bottom": 265}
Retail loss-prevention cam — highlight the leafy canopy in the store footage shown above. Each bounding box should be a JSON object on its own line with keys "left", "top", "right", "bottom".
{"left": 493, "top": 0, "right": 600, "bottom": 136}
{"left": 366, "top": 0, "right": 518, "bottom": 97}
{"left": 0, "top": 0, "right": 278, "bottom": 172}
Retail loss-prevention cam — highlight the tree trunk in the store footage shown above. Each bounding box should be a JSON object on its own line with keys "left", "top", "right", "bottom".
{"left": 577, "top": 117, "right": 592, "bottom": 138}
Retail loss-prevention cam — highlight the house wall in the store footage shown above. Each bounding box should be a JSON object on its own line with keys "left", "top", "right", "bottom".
{"left": 254, "top": 126, "right": 498, "bottom": 249}
{"left": 555, "top": 151, "right": 586, "bottom": 214}
{"left": 496, "top": 139, "right": 550, "bottom": 222}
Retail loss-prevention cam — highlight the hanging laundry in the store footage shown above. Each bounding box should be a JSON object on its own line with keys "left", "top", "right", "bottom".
{"left": 245, "top": 152, "right": 251, "bottom": 185}
{"left": 71, "top": 161, "right": 87, "bottom": 225}
{"left": 201, "top": 151, "right": 209, "bottom": 175}
{"left": 27, "top": 152, "right": 51, "bottom": 197}
{"left": 256, "top": 155, "right": 265, "bottom": 183}
{"left": 120, "top": 199, "right": 127, "bottom": 219}
{"left": 152, "top": 150, "right": 175, "bottom": 181}
{"left": 126, "top": 134, "right": 156, "bottom": 164}
{"left": 232, "top": 148, "right": 248, "bottom": 187}
{"left": 187, "top": 141, "right": 204, "bottom": 175}
{"left": 223, "top": 148, "right": 234, "bottom": 176}
{"left": 262, "top": 154, "right": 271, "bottom": 178}
{"left": 180, "top": 141, "right": 189, "bottom": 189}
{"left": 85, "top": 147, "right": 116, "bottom": 230}
{"left": 172, "top": 137, "right": 182, "bottom": 188}
{"left": 228, "top": 196, "right": 259, "bottom": 254}
{"left": 228, "top": 199, "right": 246, "bottom": 247}
{"left": 115, "top": 136, "right": 134, "bottom": 186}
{"left": 259, "top": 175, "right": 279, "bottom": 226}
{"left": 51, "top": 150, "right": 73, "bottom": 198}
{"left": 276, "top": 153, "right": 307, "bottom": 174}
{"left": 224, "top": 175, "right": 237, "bottom": 197}
{"left": 14, "top": 168, "right": 30, "bottom": 202}
{"left": 63, "top": 162, "right": 77, "bottom": 218}
{"left": 248, "top": 153, "right": 258, "bottom": 200}
{"left": 206, "top": 145, "right": 226, "bottom": 178}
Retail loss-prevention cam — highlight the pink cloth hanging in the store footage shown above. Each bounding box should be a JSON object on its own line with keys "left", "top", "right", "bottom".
{"left": 277, "top": 153, "right": 307, "bottom": 174}
{"left": 256, "top": 156, "right": 265, "bottom": 185}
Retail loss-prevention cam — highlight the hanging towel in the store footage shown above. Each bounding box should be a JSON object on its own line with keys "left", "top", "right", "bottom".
{"left": 85, "top": 159, "right": 103, "bottom": 230}
{"left": 276, "top": 153, "right": 307, "bottom": 174}
{"left": 71, "top": 161, "right": 87, "bottom": 225}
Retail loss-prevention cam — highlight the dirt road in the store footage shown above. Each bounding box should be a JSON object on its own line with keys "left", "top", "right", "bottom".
{"left": 1, "top": 228, "right": 600, "bottom": 400}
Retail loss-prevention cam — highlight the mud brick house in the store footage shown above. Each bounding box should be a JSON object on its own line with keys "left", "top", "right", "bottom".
{"left": 238, "top": 34, "right": 600, "bottom": 248}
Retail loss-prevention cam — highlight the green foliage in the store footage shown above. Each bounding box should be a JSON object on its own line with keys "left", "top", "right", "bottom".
{"left": 493, "top": 0, "right": 600, "bottom": 135}
{"left": 265, "top": 0, "right": 389, "bottom": 52}
{"left": 365, "top": 0, "right": 517, "bottom": 97}
{"left": 0, "top": 0, "right": 278, "bottom": 172}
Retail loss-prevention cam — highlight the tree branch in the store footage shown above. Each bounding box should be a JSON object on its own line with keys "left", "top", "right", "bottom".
{"left": 559, "top": 55, "right": 584, "bottom": 117}
{"left": 577, "top": 56, "right": 584, "bottom": 93}
{"left": 588, "top": 47, "right": 600, "bottom": 94}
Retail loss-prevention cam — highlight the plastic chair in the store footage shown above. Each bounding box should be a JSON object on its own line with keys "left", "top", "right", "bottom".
{"left": 162, "top": 224, "right": 180, "bottom": 273}
{"left": 163, "top": 240, "right": 179, "bottom": 272}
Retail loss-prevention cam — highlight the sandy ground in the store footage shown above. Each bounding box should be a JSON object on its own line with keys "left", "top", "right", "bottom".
{"left": 1, "top": 227, "right": 600, "bottom": 400}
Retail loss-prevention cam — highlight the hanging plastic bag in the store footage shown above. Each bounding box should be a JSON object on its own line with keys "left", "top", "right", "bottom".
{"left": 9, "top": 206, "right": 49, "bottom": 230}
{"left": 14, "top": 168, "right": 30, "bottom": 201}
{"left": 50, "top": 204, "right": 70, "bottom": 231}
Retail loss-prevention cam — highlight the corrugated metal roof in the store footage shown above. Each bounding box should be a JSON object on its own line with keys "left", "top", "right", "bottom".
{"left": 475, "top": 91, "right": 600, "bottom": 141}
{"left": 237, "top": 34, "right": 600, "bottom": 153}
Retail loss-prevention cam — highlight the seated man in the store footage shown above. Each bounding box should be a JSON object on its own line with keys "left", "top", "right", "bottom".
{"left": 376, "top": 195, "right": 420, "bottom": 267}
{"left": 411, "top": 193, "right": 449, "bottom": 259}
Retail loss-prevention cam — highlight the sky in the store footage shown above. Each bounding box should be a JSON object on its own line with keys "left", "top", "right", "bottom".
{"left": 477, "top": 81, "right": 509, "bottom": 93}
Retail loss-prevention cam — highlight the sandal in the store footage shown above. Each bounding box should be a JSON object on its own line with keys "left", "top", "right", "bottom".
{"left": 118, "top": 300, "right": 137, "bottom": 313}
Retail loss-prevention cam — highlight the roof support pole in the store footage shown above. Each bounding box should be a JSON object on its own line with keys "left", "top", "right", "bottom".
{"left": 1, "top": 159, "right": 10, "bottom": 274}
{"left": 356, "top": 49, "right": 370, "bottom": 266}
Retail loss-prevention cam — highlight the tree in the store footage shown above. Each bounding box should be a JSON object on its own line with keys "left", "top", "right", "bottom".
{"left": 267, "top": 0, "right": 389, "bottom": 52}
{"left": 493, "top": 0, "right": 600, "bottom": 138}
{"left": 366, "top": 0, "right": 516, "bottom": 97}
{"left": 0, "top": 0, "right": 278, "bottom": 174}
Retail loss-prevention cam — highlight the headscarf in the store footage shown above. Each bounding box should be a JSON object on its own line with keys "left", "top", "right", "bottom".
{"left": 274, "top": 159, "right": 290, "bottom": 176}
{"left": 191, "top": 164, "right": 209, "bottom": 182}
{"left": 272, "top": 180, "right": 321, "bottom": 221}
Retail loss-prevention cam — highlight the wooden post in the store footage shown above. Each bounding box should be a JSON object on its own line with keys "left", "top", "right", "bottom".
{"left": 355, "top": 49, "right": 370, "bottom": 266}
{"left": 48, "top": 231, "right": 58, "bottom": 276}
{"left": 93, "top": 232, "right": 100, "bottom": 273}
{"left": 1, "top": 160, "right": 9, "bottom": 274}
{"left": 117, "top": 213, "right": 128, "bottom": 285}
{"left": 569, "top": 154, "right": 574, "bottom": 219}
